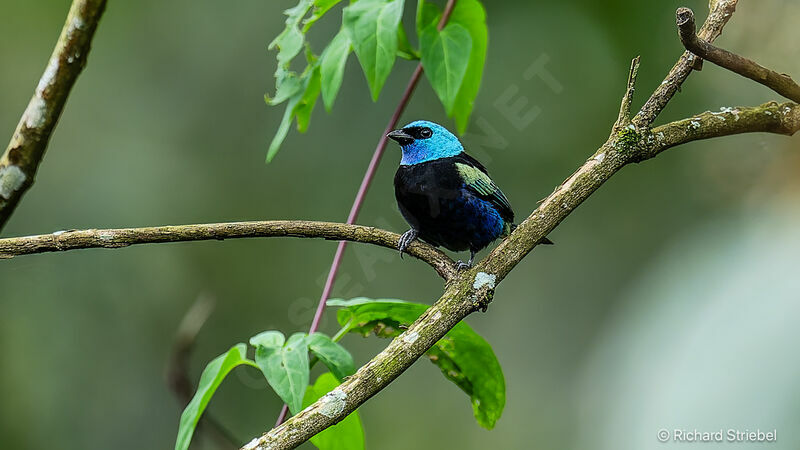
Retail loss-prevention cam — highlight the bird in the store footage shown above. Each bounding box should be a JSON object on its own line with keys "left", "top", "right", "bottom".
{"left": 387, "top": 120, "right": 551, "bottom": 269}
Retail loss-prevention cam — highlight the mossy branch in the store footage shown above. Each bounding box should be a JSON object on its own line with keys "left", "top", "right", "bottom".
{"left": 650, "top": 102, "right": 800, "bottom": 156}
{"left": 0, "top": 221, "right": 457, "bottom": 280}
{"left": 0, "top": 0, "right": 107, "bottom": 232}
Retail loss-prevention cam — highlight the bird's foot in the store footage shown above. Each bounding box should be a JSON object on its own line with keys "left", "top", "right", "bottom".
{"left": 397, "top": 229, "right": 419, "bottom": 259}
{"left": 456, "top": 251, "right": 477, "bottom": 271}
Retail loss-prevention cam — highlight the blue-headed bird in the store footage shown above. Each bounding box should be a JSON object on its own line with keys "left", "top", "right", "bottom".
{"left": 387, "top": 120, "right": 551, "bottom": 269}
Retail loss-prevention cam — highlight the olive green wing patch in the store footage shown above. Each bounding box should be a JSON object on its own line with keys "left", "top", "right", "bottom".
{"left": 455, "top": 162, "right": 513, "bottom": 219}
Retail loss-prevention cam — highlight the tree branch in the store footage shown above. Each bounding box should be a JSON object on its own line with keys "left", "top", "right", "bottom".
{"left": 676, "top": 7, "right": 800, "bottom": 103}
{"left": 0, "top": 0, "right": 107, "bottom": 232}
{"left": 0, "top": 221, "right": 457, "bottom": 281}
{"left": 650, "top": 101, "right": 800, "bottom": 155}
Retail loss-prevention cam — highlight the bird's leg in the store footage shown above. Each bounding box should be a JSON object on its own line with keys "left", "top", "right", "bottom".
{"left": 397, "top": 229, "right": 419, "bottom": 259}
{"left": 456, "top": 250, "right": 476, "bottom": 271}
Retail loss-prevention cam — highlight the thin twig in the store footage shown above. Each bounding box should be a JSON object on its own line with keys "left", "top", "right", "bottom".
{"left": 0, "top": 220, "right": 457, "bottom": 280}
{"left": 614, "top": 56, "right": 641, "bottom": 130}
{"left": 676, "top": 7, "right": 800, "bottom": 103}
{"left": 274, "top": 0, "right": 460, "bottom": 427}
{"left": 0, "top": 0, "right": 107, "bottom": 232}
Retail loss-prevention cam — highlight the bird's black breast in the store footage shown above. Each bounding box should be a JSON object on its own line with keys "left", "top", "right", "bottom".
{"left": 394, "top": 157, "right": 463, "bottom": 230}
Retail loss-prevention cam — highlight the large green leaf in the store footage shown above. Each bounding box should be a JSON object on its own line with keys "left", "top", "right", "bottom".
{"left": 175, "top": 344, "right": 257, "bottom": 450}
{"left": 416, "top": 0, "right": 488, "bottom": 133}
{"left": 308, "top": 332, "right": 355, "bottom": 381}
{"left": 251, "top": 331, "right": 310, "bottom": 414}
{"left": 419, "top": 22, "right": 472, "bottom": 114}
{"left": 448, "top": 0, "right": 488, "bottom": 133}
{"left": 328, "top": 298, "right": 506, "bottom": 428}
{"left": 320, "top": 29, "right": 352, "bottom": 112}
{"left": 303, "top": 373, "right": 365, "bottom": 450}
{"left": 343, "top": 0, "right": 404, "bottom": 101}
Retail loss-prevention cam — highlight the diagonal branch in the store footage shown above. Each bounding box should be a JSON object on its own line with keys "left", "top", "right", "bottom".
{"left": 676, "top": 7, "right": 800, "bottom": 103}
{"left": 0, "top": 0, "right": 107, "bottom": 232}
{"left": 0, "top": 221, "right": 457, "bottom": 280}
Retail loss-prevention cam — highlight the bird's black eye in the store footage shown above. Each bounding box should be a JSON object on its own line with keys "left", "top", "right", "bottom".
{"left": 419, "top": 127, "right": 433, "bottom": 139}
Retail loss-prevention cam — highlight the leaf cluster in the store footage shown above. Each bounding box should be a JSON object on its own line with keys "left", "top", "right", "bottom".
{"left": 265, "top": 0, "right": 488, "bottom": 161}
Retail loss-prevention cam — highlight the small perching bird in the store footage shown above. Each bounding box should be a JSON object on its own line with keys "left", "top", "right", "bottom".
{"left": 388, "top": 120, "right": 551, "bottom": 269}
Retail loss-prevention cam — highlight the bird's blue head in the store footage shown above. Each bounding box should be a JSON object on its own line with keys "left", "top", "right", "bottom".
{"left": 386, "top": 120, "right": 464, "bottom": 165}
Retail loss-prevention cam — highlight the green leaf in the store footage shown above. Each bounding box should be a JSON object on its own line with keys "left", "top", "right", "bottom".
{"left": 251, "top": 331, "right": 310, "bottom": 414}
{"left": 267, "top": 65, "right": 321, "bottom": 162}
{"left": 343, "top": 0, "right": 404, "bottom": 101}
{"left": 419, "top": 22, "right": 472, "bottom": 114}
{"left": 308, "top": 332, "right": 355, "bottom": 381}
{"left": 295, "top": 65, "right": 322, "bottom": 133}
{"left": 267, "top": 93, "right": 303, "bottom": 163}
{"left": 265, "top": 0, "right": 319, "bottom": 161}
{"left": 303, "top": 0, "right": 343, "bottom": 32}
{"left": 415, "top": 0, "right": 439, "bottom": 32}
{"left": 449, "top": 0, "right": 488, "bottom": 133}
{"left": 396, "top": 23, "right": 420, "bottom": 60}
{"left": 416, "top": 0, "right": 488, "bottom": 133}
{"left": 320, "top": 29, "right": 352, "bottom": 111}
{"left": 269, "top": 0, "right": 314, "bottom": 67}
{"left": 175, "top": 344, "right": 257, "bottom": 450}
{"left": 303, "top": 373, "right": 365, "bottom": 450}
{"left": 330, "top": 298, "right": 506, "bottom": 429}
{"left": 271, "top": 26, "right": 305, "bottom": 67}
{"left": 250, "top": 330, "right": 286, "bottom": 348}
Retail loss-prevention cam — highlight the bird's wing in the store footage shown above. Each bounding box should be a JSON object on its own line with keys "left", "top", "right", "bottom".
{"left": 454, "top": 157, "right": 514, "bottom": 223}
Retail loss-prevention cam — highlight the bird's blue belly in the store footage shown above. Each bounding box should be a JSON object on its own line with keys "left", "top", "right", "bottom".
{"left": 420, "top": 190, "right": 505, "bottom": 252}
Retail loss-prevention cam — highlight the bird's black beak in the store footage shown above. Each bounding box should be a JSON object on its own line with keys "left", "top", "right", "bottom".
{"left": 387, "top": 129, "right": 414, "bottom": 145}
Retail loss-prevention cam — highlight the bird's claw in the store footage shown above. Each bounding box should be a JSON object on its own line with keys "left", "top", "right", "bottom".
{"left": 456, "top": 251, "right": 476, "bottom": 271}
{"left": 398, "top": 229, "right": 419, "bottom": 259}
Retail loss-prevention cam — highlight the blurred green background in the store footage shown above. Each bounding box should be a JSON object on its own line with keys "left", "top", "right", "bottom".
{"left": 1, "top": 0, "right": 799, "bottom": 449}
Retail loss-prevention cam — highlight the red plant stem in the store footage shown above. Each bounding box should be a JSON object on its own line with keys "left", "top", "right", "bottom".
{"left": 275, "top": 0, "right": 458, "bottom": 426}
